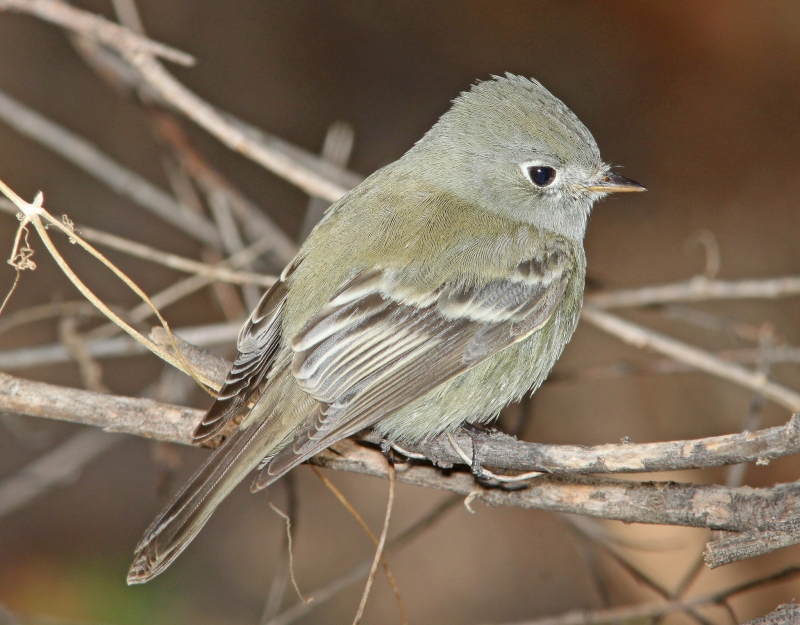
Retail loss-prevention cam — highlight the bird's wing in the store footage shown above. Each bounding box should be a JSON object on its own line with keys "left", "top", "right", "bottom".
{"left": 192, "top": 278, "right": 288, "bottom": 443}
{"left": 255, "top": 243, "right": 572, "bottom": 487}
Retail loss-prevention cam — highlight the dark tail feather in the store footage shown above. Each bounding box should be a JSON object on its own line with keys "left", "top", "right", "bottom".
{"left": 127, "top": 420, "right": 280, "bottom": 584}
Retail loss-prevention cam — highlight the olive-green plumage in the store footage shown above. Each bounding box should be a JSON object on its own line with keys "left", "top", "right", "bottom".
{"left": 128, "top": 73, "right": 644, "bottom": 584}
{"left": 288, "top": 185, "right": 586, "bottom": 441}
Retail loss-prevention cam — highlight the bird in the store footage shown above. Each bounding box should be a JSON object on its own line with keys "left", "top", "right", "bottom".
{"left": 127, "top": 73, "right": 645, "bottom": 584}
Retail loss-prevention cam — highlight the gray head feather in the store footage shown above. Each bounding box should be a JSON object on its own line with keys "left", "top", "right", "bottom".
{"left": 401, "top": 74, "right": 610, "bottom": 241}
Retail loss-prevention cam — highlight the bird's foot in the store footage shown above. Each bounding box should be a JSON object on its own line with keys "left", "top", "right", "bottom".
{"left": 379, "top": 437, "right": 428, "bottom": 464}
{"left": 447, "top": 424, "right": 549, "bottom": 484}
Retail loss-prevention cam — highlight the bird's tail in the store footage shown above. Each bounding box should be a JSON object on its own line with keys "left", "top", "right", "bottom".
{"left": 127, "top": 416, "right": 290, "bottom": 585}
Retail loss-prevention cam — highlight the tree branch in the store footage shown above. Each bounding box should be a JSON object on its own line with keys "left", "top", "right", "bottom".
{"left": 744, "top": 603, "right": 800, "bottom": 625}
{"left": 704, "top": 516, "right": 800, "bottom": 569}
{"left": 0, "top": 0, "right": 364, "bottom": 202}
{"left": 361, "top": 414, "right": 800, "bottom": 475}
{"left": 3, "top": 366, "right": 800, "bottom": 534}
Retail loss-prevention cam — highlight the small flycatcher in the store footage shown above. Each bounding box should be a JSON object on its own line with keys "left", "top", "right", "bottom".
{"left": 128, "top": 73, "right": 645, "bottom": 583}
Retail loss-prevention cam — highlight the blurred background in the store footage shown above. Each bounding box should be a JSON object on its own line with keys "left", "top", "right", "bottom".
{"left": 1, "top": 1, "right": 800, "bottom": 623}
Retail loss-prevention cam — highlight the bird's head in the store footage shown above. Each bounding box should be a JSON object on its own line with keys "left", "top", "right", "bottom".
{"left": 406, "top": 73, "right": 644, "bottom": 240}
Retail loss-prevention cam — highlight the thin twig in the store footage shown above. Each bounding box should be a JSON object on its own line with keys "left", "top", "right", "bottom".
{"left": 300, "top": 120, "right": 354, "bottom": 242}
{"left": 660, "top": 304, "right": 765, "bottom": 343}
{"left": 110, "top": 0, "right": 144, "bottom": 34}
{"left": 311, "top": 467, "right": 407, "bottom": 625}
{"left": 159, "top": 153, "right": 248, "bottom": 318}
{"left": 262, "top": 473, "right": 298, "bottom": 623}
{"left": 726, "top": 324, "right": 774, "bottom": 487}
{"left": 267, "top": 501, "right": 309, "bottom": 605}
{"left": 548, "top": 344, "right": 800, "bottom": 385}
{"left": 76, "top": 223, "right": 275, "bottom": 287}
{"left": 560, "top": 515, "right": 714, "bottom": 625}
{"left": 58, "top": 316, "right": 109, "bottom": 393}
{"left": 0, "top": 301, "right": 99, "bottom": 337}
{"left": 150, "top": 112, "right": 298, "bottom": 265}
{"left": 265, "top": 495, "right": 460, "bottom": 625}
{"left": 484, "top": 566, "right": 800, "bottom": 625}
{"left": 0, "top": 428, "right": 123, "bottom": 519}
{"left": 4, "top": 199, "right": 274, "bottom": 290}
{"left": 82, "top": 233, "right": 276, "bottom": 341}
{"left": 0, "top": 321, "right": 239, "bottom": 370}
{"left": 581, "top": 306, "right": 800, "bottom": 411}
{"left": 0, "top": 180, "right": 219, "bottom": 391}
{"left": 206, "top": 188, "right": 261, "bottom": 309}
{"left": 0, "top": 0, "right": 194, "bottom": 65}
{"left": 586, "top": 275, "right": 800, "bottom": 309}
{"left": 352, "top": 463, "right": 395, "bottom": 625}
{"left": 0, "top": 89, "right": 222, "bottom": 247}
{"left": 126, "top": 51, "right": 361, "bottom": 201}
{"left": 16, "top": 1, "right": 363, "bottom": 204}
{"left": 1, "top": 218, "right": 36, "bottom": 317}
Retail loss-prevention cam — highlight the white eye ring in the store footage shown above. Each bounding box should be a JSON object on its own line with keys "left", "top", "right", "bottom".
{"left": 520, "top": 162, "right": 557, "bottom": 188}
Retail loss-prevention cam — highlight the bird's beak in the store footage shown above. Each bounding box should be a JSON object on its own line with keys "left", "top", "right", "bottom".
{"left": 585, "top": 172, "right": 646, "bottom": 194}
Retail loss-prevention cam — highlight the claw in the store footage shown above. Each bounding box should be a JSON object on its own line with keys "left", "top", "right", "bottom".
{"left": 447, "top": 428, "right": 548, "bottom": 485}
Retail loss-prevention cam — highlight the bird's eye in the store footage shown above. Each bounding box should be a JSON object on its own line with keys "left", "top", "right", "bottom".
{"left": 527, "top": 166, "right": 556, "bottom": 187}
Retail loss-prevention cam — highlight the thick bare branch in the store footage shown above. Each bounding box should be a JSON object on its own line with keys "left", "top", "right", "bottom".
{"left": 4, "top": 370, "right": 800, "bottom": 533}
{"left": 5, "top": 333, "right": 800, "bottom": 478}
{"left": 362, "top": 414, "right": 800, "bottom": 475}
{"left": 316, "top": 439, "right": 800, "bottom": 532}
{"left": 0, "top": 371, "right": 200, "bottom": 443}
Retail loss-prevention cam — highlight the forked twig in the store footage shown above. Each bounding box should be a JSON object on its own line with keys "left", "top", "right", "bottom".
{"left": 0, "top": 179, "right": 219, "bottom": 392}
{"left": 0, "top": 199, "right": 275, "bottom": 287}
{"left": 311, "top": 467, "right": 407, "bottom": 625}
